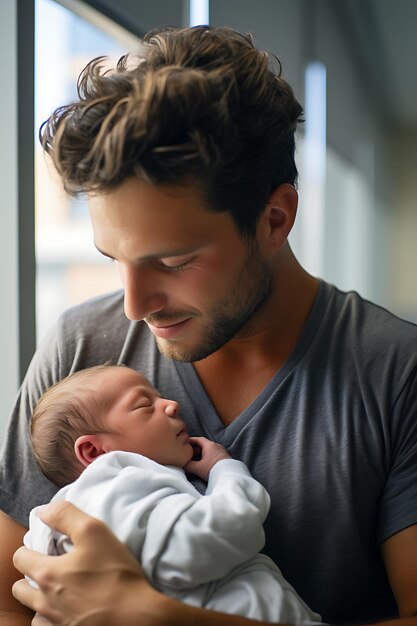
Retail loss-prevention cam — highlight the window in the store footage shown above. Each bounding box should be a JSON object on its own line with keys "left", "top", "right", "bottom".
{"left": 35, "top": 0, "right": 136, "bottom": 342}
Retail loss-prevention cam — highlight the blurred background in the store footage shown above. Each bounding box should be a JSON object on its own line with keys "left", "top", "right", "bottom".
{"left": 1, "top": 0, "right": 417, "bottom": 440}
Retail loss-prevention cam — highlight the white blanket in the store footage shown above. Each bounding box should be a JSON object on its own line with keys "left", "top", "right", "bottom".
{"left": 25, "top": 451, "right": 321, "bottom": 624}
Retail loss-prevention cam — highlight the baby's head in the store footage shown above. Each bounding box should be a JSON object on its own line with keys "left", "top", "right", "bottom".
{"left": 31, "top": 365, "right": 193, "bottom": 487}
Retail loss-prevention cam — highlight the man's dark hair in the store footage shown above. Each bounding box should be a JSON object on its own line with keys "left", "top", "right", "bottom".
{"left": 41, "top": 26, "right": 303, "bottom": 236}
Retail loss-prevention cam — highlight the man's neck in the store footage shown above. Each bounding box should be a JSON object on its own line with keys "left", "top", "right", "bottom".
{"left": 193, "top": 251, "right": 320, "bottom": 424}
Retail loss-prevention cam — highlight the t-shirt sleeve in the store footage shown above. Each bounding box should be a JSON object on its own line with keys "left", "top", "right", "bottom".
{"left": 0, "top": 322, "right": 64, "bottom": 526}
{"left": 0, "top": 290, "right": 130, "bottom": 527}
{"left": 377, "top": 367, "right": 417, "bottom": 544}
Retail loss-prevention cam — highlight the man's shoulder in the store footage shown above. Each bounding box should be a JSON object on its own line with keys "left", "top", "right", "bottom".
{"left": 323, "top": 283, "right": 417, "bottom": 384}
{"left": 58, "top": 289, "right": 126, "bottom": 328}
{"left": 53, "top": 289, "right": 133, "bottom": 349}
{"left": 328, "top": 283, "right": 417, "bottom": 343}
{"left": 31, "top": 289, "right": 148, "bottom": 386}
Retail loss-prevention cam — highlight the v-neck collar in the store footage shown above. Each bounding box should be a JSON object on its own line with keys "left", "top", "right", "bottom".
{"left": 173, "top": 281, "right": 332, "bottom": 445}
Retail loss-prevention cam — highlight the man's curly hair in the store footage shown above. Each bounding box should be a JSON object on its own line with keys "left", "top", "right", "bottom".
{"left": 40, "top": 26, "right": 303, "bottom": 236}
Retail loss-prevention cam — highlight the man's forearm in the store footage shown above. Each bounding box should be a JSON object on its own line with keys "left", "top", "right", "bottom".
{"left": 134, "top": 592, "right": 273, "bottom": 626}
{"left": 170, "top": 611, "right": 417, "bottom": 626}
{"left": 366, "top": 617, "right": 417, "bottom": 626}
{"left": 0, "top": 512, "right": 33, "bottom": 626}
{"left": 175, "top": 607, "right": 265, "bottom": 626}
{"left": 0, "top": 611, "right": 33, "bottom": 626}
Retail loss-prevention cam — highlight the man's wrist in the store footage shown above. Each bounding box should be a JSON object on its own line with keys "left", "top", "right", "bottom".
{"left": 117, "top": 584, "right": 243, "bottom": 626}
{"left": 116, "top": 579, "right": 178, "bottom": 626}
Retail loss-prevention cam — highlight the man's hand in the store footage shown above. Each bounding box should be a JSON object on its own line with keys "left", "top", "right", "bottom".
{"left": 184, "top": 436, "right": 231, "bottom": 481}
{"left": 12, "top": 501, "right": 169, "bottom": 626}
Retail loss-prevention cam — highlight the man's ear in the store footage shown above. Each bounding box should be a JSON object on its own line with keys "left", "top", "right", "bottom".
{"left": 262, "top": 183, "right": 298, "bottom": 248}
{"left": 74, "top": 434, "right": 107, "bottom": 468}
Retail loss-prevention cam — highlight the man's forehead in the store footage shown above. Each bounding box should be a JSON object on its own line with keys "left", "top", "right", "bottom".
{"left": 87, "top": 178, "right": 240, "bottom": 257}
{"left": 87, "top": 181, "right": 215, "bottom": 242}
{"left": 87, "top": 177, "right": 205, "bottom": 212}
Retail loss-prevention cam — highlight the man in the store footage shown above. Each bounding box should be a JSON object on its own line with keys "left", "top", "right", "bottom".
{"left": 1, "top": 25, "right": 417, "bottom": 626}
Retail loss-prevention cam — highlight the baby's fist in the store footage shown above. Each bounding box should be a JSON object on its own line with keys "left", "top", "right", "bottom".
{"left": 184, "top": 437, "right": 231, "bottom": 480}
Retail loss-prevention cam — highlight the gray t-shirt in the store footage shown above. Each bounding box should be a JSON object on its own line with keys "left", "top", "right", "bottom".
{"left": 1, "top": 281, "right": 417, "bottom": 624}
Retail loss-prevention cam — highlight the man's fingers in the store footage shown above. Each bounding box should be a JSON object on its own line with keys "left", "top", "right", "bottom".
{"left": 32, "top": 614, "right": 54, "bottom": 626}
{"left": 13, "top": 578, "right": 66, "bottom": 624}
{"left": 39, "top": 500, "right": 108, "bottom": 545}
{"left": 13, "top": 545, "right": 52, "bottom": 579}
{"left": 12, "top": 577, "right": 61, "bottom": 623}
{"left": 39, "top": 501, "right": 143, "bottom": 574}
{"left": 12, "top": 576, "right": 39, "bottom": 607}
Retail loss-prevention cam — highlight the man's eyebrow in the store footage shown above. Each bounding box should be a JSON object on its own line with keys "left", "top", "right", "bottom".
{"left": 94, "top": 244, "right": 204, "bottom": 261}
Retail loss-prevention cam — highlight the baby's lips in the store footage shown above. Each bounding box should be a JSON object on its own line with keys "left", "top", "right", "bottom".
{"left": 176, "top": 420, "right": 189, "bottom": 437}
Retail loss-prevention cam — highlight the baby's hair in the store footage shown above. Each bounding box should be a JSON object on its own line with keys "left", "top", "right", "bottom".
{"left": 31, "top": 364, "right": 121, "bottom": 487}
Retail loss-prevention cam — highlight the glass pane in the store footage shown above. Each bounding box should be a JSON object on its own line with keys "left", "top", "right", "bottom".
{"left": 35, "top": 0, "right": 130, "bottom": 343}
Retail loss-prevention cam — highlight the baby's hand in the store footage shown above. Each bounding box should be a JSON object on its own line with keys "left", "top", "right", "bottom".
{"left": 184, "top": 436, "right": 231, "bottom": 481}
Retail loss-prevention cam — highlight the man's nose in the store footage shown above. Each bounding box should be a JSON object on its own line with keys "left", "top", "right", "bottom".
{"left": 121, "top": 264, "right": 166, "bottom": 321}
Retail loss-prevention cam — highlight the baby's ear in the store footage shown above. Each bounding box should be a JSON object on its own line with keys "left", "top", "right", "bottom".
{"left": 74, "top": 434, "right": 106, "bottom": 467}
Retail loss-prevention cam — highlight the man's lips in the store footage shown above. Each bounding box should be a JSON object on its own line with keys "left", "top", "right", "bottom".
{"left": 146, "top": 318, "right": 191, "bottom": 339}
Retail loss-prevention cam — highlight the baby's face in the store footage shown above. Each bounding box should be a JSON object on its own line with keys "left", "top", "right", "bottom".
{"left": 97, "top": 367, "right": 193, "bottom": 467}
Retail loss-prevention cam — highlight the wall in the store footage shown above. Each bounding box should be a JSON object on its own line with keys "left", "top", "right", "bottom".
{"left": 211, "top": 0, "right": 304, "bottom": 103}
{"left": 390, "top": 129, "right": 417, "bottom": 323}
{"left": 210, "top": 0, "right": 393, "bottom": 309}
{"left": 312, "top": 0, "right": 392, "bottom": 306}
{"left": 0, "top": 1, "right": 20, "bottom": 442}
{"left": 85, "top": 0, "right": 184, "bottom": 33}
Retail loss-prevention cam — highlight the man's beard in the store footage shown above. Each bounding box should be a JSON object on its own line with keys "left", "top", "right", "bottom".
{"left": 151, "top": 241, "right": 274, "bottom": 363}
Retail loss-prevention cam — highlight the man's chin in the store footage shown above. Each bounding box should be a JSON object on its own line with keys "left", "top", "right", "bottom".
{"left": 155, "top": 337, "right": 193, "bottom": 362}
{"left": 154, "top": 336, "right": 214, "bottom": 363}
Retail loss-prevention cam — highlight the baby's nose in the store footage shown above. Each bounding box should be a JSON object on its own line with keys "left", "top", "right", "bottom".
{"left": 165, "top": 400, "right": 179, "bottom": 417}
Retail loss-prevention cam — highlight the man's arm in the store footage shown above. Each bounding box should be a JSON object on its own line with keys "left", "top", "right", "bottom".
{"left": 382, "top": 524, "right": 417, "bottom": 618}
{"left": 13, "top": 502, "right": 417, "bottom": 626}
{"left": 0, "top": 511, "right": 33, "bottom": 625}
{"left": 12, "top": 501, "right": 263, "bottom": 626}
